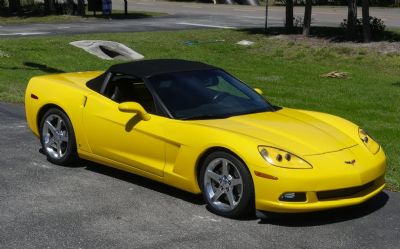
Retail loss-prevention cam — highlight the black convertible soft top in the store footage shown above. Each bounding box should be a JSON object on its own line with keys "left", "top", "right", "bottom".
{"left": 87, "top": 59, "right": 219, "bottom": 93}
{"left": 108, "top": 59, "right": 217, "bottom": 78}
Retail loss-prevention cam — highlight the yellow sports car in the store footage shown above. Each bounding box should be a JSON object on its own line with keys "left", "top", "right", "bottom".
{"left": 25, "top": 59, "right": 386, "bottom": 218}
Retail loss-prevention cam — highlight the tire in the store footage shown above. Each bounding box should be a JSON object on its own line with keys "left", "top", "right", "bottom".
{"left": 39, "top": 108, "right": 78, "bottom": 165}
{"left": 199, "top": 151, "right": 254, "bottom": 218}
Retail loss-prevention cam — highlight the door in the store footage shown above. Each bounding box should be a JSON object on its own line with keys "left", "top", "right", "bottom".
{"left": 82, "top": 80, "right": 166, "bottom": 177}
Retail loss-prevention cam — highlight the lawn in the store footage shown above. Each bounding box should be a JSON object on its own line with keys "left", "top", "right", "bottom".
{"left": 0, "top": 29, "right": 399, "bottom": 190}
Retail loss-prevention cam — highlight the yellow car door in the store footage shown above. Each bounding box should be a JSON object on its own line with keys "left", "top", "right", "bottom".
{"left": 82, "top": 91, "right": 166, "bottom": 177}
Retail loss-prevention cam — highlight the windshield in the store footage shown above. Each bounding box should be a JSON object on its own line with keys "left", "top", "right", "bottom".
{"left": 147, "top": 69, "right": 274, "bottom": 120}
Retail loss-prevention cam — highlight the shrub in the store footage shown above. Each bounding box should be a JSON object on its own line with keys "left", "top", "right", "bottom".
{"left": 294, "top": 16, "right": 303, "bottom": 28}
{"left": 369, "top": 16, "right": 386, "bottom": 34}
{"left": 340, "top": 16, "right": 386, "bottom": 40}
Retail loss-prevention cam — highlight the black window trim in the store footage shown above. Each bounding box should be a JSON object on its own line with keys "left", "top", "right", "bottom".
{"left": 143, "top": 76, "right": 174, "bottom": 119}
{"left": 99, "top": 72, "right": 113, "bottom": 95}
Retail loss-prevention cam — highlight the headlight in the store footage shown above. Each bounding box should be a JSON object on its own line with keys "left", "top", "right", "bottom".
{"left": 258, "top": 146, "right": 312, "bottom": 169}
{"left": 358, "top": 128, "right": 380, "bottom": 154}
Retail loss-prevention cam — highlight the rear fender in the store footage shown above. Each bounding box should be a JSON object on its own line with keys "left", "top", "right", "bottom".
{"left": 25, "top": 76, "right": 92, "bottom": 153}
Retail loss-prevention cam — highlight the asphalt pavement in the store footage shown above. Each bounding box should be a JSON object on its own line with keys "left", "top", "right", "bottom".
{"left": 0, "top": 1, "right": 400, "bottom": 37}
{"left": 0, "top": 102, "right": 399, "bottom": 249}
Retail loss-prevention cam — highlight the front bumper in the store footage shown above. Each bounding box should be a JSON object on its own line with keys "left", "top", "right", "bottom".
{"left": 252, "top": 145, "right": 387, "bottom": 213}
{"left": 255, "top": 176, "right": 385, "bottom": 213}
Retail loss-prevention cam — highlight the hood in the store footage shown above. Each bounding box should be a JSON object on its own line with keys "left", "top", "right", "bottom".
{"left": 191, "top": 108, "right": 357, "bottom": 156}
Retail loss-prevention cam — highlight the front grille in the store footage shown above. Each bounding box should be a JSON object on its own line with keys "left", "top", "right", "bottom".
{"left": 317, "top": 181, "right": 375, "bottom": 200}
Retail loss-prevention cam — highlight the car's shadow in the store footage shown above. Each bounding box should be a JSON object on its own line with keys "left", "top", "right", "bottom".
{"left": 45, "top": 151, "right": 389, "bottom": 225}
{"left": 81, "top": 159, "right": 205, "bottom": 206}
{"left": 258, "top": 192, "right": 389, "bottom": 226}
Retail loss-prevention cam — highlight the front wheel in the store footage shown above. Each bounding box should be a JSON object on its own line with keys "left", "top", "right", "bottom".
{"left": 199, "top": 151, "right": 254, "bottom": 218}
{"left": 40, "top": 108, "right": 78, "bottom": 165}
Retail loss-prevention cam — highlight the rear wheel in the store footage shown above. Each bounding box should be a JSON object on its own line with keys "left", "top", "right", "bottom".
{"left": 40, "top": 108, "right": 78, "bottom": 165}
{"left": 200, "top": 151, "right": 254, "bottom": 218}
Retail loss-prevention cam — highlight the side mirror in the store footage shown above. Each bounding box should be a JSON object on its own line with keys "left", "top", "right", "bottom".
{"left": 254, "top": 88, "right": 263, "bottom": 95}
{"left": 118, "top": 102, "right": 151, "bottom": 121}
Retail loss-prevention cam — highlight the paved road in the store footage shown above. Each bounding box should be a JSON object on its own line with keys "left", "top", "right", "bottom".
{"left": 0, "top": 102, "right": 399, "bottom": 248}
{"left": 0, "top": 1, "right": 399, "bottom": 37}
{"left": 117, "top": 0, "right": 400, "bottom": 27}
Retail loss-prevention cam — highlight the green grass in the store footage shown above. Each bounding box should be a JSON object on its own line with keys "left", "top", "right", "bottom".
{"left": 0, "top": 10, "right": 166, "bottom": 25}
{"left": 0, "top": 29, "right": 399, "bottom": 190}
{"left": 0, "top": 14, "right": 82, "bottom": 24}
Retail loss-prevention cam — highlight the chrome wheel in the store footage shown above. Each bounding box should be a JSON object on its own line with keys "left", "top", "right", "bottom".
{"left": 42, "top": 114, "right": 69, "bottom": 160}
{"left": 204, "top": 158, "right": 244, "bottom": 212}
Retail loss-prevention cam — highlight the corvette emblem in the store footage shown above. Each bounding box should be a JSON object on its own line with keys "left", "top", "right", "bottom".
{"left": 345, "top": 159, "right": 356, "bottom": 165}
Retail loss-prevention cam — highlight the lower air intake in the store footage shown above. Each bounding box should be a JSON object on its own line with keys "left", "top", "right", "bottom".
{"left": 317, "top": 181, "right": 375, "bottom": 200}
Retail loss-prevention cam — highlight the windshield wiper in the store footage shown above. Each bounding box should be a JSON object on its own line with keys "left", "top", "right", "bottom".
{"left": 181, "top": 114, "right": 231, "bottom": 120}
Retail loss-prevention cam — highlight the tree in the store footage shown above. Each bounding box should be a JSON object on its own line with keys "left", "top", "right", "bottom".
{"left": 362, "top": 0, "right": 371, "bottom": 42}
{"left": 0, "top": 0, "right": 7, "bottom": 15}
{"left": 44, "top": 0, "right": 56, "bottom": 14}
{"left": 285, "top": 0, "right": 294, "bottom": 32}
{"left": 0, "top": 0, "right": 5, "bottom": 11}
{"left": 9, "top": 0, "right": 22, "bottom": 14}
{"left": 347, "top": 0, "right": 357, "bottom": 41}
{"left": 303, "top": 0, "right": 312, "bottom": 36}
{"left": 65, "top": 0, "right": 74, "bottom": 15}
{"left": 77, "top": 0, "right": 86, "bottom": 16}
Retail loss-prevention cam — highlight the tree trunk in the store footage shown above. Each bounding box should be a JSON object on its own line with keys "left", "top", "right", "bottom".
{"left": 264, "top": 0, "right": 269, "bottom": 33}
{"left": 285, "top": 0, "right": 294, "bottom": 32}
{"left": 124, "top": 0, "right": 128, "bottom": 16}
{"left": 77, "top": 0, "right": 86, "bottom": 16}
{"left": 347, "top": 0, "right": 357, "bottom": 41}
{"left": 303, "top": 0, "right": 312, "bottom": 36}
{"left": 362, "top": 0, "right": 371, "bottom": 43}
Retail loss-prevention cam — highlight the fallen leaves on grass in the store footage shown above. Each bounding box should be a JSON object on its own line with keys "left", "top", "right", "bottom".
{"left": 237, "top": 40, "right": 255, "bottom": 46}
{"left": 321, "top": 71, "right": 349, "bottom": 79}
{"left": 0, "top": 50, "right": 10, "bottom": 58}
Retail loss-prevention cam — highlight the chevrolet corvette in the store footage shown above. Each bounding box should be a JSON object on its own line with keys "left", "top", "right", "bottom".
{"left": 25, "top": 59, "right": 386, "bottom": 218}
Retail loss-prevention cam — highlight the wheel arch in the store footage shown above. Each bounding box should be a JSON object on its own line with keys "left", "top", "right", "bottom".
{"left": 195, "top": 146, "right": 250, "bottom": 188}
{"left": 37, "top": 103, "right": 80, "bottom": 165}
{"left": 37, "top": 104, "right": 68, "bottom": 132}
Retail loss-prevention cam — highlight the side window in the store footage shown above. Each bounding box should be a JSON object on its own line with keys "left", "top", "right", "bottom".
{"left": 133, "top": 82, "right": 157, "bottom": 114}
{"left": 104, "top": 74, "right": 156, "bottom": 114}
{"left": 86, "top": 73, "right": 107, "bottom": 93}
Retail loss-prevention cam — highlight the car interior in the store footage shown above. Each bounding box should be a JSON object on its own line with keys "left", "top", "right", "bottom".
{"left": 104, "top": 74, "right": 156, "bottom": 114}
{"left": 149, "top": 71, "right": 255, "bottom": 118}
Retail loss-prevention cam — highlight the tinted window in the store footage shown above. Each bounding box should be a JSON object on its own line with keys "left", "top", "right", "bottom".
{"left": 147, "top": 69, "right": 273, "bottom": 119}
{"left": 86, "top": 73, "right": 107, "bottom": 93}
